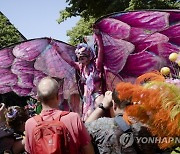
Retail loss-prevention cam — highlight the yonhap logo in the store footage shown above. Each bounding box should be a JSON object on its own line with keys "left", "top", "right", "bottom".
{"left": 119, "top": 132, "right": 134, "bottom": 148}
{"left": 119, "top": 133, "right": 180, "bottom": 147}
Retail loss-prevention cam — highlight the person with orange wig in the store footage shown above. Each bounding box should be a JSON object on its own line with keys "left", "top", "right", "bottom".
{"left": 85, "top": 83, "right": 159, "bottom": 153}
{"left": 116, "top": 81, "right": 180, "bottom": 150}
{"left": 86, "top": 78, "right": 180, "bottom": 153}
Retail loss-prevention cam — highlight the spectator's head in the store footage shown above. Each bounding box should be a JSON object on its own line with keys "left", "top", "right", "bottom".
{"left": 37, "top": 77, "right": 60, "bottom": 107}
{"left": 5, "top": 106, "right": 29, "bottom": 132}
{"left": 112, "top": 90, "right": 131, "bottom": 115}
{"left": 112, "top": 82, "right": 134, "bottom": 115}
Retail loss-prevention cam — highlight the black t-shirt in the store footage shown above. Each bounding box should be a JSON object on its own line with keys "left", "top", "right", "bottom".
{"left": 0, "top": 122, "right": 24, "bottom": 154}
{"left": 0, "top": 122, "right": 14, "bottom": 153}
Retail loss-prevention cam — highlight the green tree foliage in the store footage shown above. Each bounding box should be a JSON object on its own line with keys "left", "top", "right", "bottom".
{"left": 57, "top": 0, "right": 130, "bottom": 23}
{"left": 0, "top": 13, "right": 21, "bottom": 48}
{"left": 127, "top": 0, "right": 180, "bottom": 10}
{"left": 59, "top": 0, "right": 179, "bottom": 21}
{"left": 67, "top": 17, "right": 95, "bottom": 46}
{"left": 58, "top": 0, "right": 179, "bottom": 45}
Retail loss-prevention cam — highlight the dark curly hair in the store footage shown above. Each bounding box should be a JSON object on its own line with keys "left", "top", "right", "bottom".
{"left": 5, "top": 106, "right": 29, "bottom": 131}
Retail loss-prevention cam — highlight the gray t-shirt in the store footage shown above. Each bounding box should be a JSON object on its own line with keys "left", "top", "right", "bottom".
{"left": 85, "top": 117, "right": 137, "bottom": 154}
{"left": 86, "top": 116, "right": 159, "bottom": 154}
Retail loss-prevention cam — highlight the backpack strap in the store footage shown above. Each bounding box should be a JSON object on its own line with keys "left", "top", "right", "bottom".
{"left": 115, "top": 114, "right": 144, "bottom": 153}
{"left": 33, "top": 111, "right": 70, "bottom": 123}
{"left": 114, "top": 114, "right": 131, "bottom": 132}
{"left": 56, "top": 111, "right": 70, "bottom": 121}
{"left": 33, "top": 115, "right": 43, "bottom": 124}
{"left": 60, "top": 111, "right": 70, "bottom": 117}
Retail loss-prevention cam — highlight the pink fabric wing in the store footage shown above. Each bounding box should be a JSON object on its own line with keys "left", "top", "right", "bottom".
{"left": 34, "top": 44, "right": 71, "bottom": 78}
{"left": 0, "top": 86, "right": 12, "bottom": 94}
{"left": 0, "top": 38, "right": 79, "bottom": 99}
{"left": 101, "top": 34, "right": 134, "bottom": 73}
{"left": 33, "top": 71, "right": 47, "bottom": 86}
{"left": 128, "top": 28, "right": 169, "bottom": 52}
{"left": 34, "top": 40, "right": 79, "bottom": 99}
{"left": 0, "top": 69, "right": 18, "bottom": 86}
{"left": 161, "top": 24, "right": 180, "bottom": 46}
{"left": 17, "top": 73, "right": 34, "bottom": 89}
{"left": 0, "top": 48, "right": 14, "bottom": 68}
{"left": 149, "top": 43, "right": 180, "bottom": 60}
{"left": 13, "top": 39, "right": 48, "bottom": 61}
{"left": 105, "top": 70, "right": 123, "bottom": 91}
{"left": 121, "top": 51, "right": 165, "bottom": 76}
{"left": 134, "top": 32, "right": 169, "bottom": 53}
{"left": 11, "top": 58, "right": 36, "bottom": 75}
{"left": 93, "top": 10, "right": 180, "bottom": 86}
{"left": 95, "top": 18, "right": 131, "bottom": 39}
{"left": 112, "top": 11, "right": 169, "bottom": 31}
{"left": 11, "top": 85, "right": 32, "bottom": 96}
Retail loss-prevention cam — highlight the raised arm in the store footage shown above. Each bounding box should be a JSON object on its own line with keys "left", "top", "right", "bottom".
{"left": 50, "top": 39, "right": 80, "bottom": 70}
{"left": 94, "top": 31, "right": 104, "bottom": 71}
{"left": 85, "top": 91, "right": 112, "bottom": 123}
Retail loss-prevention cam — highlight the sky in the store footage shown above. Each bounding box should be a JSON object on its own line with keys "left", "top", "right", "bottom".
{"left": 0, "top": 0, "right": 80, "bottom": 43}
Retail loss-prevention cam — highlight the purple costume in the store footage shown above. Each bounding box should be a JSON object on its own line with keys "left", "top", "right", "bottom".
{"left": 0, "top": 10, "right": 179, "bottom": 120}
{"left": 52, "top": 36, "right": 104, "bottom": 120}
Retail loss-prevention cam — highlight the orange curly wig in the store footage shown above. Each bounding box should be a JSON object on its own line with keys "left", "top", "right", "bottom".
{"left": 135, "top": 71, "right": 165, "bottom": 85}
{"left": 115, "top": 81, "right": 180, "bottom": 149}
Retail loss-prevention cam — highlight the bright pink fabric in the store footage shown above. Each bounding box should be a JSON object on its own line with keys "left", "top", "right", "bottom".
{"left": 25, "top": 109, "right": 91, "bottom": 153}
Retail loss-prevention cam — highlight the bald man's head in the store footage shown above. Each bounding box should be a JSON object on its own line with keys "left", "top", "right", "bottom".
{"left": 37, "top": 77, "right": 59, "bottom": 103}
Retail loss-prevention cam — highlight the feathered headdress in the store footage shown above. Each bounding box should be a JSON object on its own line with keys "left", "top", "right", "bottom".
{"left": 115, "top": 81, "right": 180, "bottom": 149}
{"left": 135, "top": 71, "right": 165, "bottom": 85}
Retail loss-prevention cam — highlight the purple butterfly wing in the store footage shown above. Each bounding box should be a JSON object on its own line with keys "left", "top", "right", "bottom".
{"left": 13, "top": 39, "right": 48, "bottom": 61}
{"left": 102, "top": 34, "right": 135, "bottom": 73}
{"left": 0, "top": 48, "right": 14, "bottom": 68}
{"left": 0, "top": 48, "right": 17, "bottom": 93}
{"left": 34, "top": 40, "right": 78, "bottom": 99}
{"left": 93, "top": 10, "right": 180, "bottom": 88}
{"left": 105, "top": 70, "right": 123, "bottom": 91}
{"left": 0, "top": 38, "right": 79, "bottom": 100}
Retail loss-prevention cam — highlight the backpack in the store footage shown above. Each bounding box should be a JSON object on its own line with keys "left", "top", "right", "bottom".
{"left": 115, "top": 114, "right": 157, "bottom": 154}
{"left": 32, "top": 111, "right": 70, "bottom": 154}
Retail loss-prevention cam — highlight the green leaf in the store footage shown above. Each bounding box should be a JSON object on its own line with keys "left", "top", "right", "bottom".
{"left": 0, "top": 13, "right": 22, "bottom": 48}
